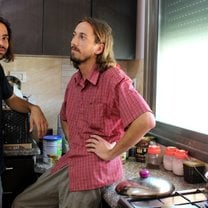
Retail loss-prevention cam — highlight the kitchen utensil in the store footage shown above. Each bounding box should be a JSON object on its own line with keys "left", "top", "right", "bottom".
{"left": 6, "top": 75, "right": 21, "bottom": 89}
{"left": 115, "top": 176, "right": 175, "bottom": 199}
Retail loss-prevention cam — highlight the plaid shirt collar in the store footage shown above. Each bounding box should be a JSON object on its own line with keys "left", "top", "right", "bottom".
{"left": 74, "top": 65, "right": 100, "bottom": 87}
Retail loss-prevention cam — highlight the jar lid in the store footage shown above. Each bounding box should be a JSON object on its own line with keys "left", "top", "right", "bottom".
{"left": 164, "top": 146, "right": 177, "bottom": 156}
{"left": 183, "top": 159, "right": 205, "bottom": 167}
{"left": 174, "top": 149, "right": 188, "bottom": 159}
{"left": 147, "top": 145, "right": 161, "bottom": 154}
{"left": 43, "top": 135, "right": 62, "bottom": 141}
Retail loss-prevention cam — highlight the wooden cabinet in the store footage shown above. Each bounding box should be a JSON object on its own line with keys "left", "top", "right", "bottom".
{"left": 0, "top": 0, "right": 137, "bottom": 59}
{"left": 92, "top": 0, "right": 137, "bottom": 60}
{"left": 44, "top": 0, "right": 137, "bottom": 58}
{"left": 0, "top": 0, "right": 91, "bottom": 56}
{"left": 2, "top": 156, "right": 37, "bottom": 208}
{"left": 43, "top": 0, "right": 91, "bottom": 56}
{"left": 0, "top": 0, "right": 43, "bottom": 54}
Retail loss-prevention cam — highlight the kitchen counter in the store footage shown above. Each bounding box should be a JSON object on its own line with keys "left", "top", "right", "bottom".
{"left": 3, "top": 140, "right": 40, "bottom": 156}
{"left": 103, "top": 160, "right": 206, "bottom": 208}
{"left": 19, "top": 149, "right": 205, "bottom": 208}
{"left": 4, "top": 146, "right": 40, "bottom": 156}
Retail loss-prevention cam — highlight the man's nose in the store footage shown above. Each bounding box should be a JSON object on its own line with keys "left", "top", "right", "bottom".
{"left": 0, "top": 38, "right": 6, "bottom": 46}
{"left": 71, "top": 35, "right": 79, "bottom": 46}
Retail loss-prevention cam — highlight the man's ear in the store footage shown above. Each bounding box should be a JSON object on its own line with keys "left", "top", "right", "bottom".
{"left": 95, "top": 43, "right": 104, "bottom": 55}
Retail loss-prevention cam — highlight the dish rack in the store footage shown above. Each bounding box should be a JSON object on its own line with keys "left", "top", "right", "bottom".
{"left": 2, "top": 109, "right": 32, "bottom": 150}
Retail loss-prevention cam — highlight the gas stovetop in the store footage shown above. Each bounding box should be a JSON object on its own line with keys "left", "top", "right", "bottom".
{"left": 118, "top": 188, "right": 208, "bottom": 208}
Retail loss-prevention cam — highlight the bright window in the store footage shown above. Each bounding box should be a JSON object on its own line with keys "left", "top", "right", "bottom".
{"left": 156, "top": 0, "right": 208, "bottom": 135}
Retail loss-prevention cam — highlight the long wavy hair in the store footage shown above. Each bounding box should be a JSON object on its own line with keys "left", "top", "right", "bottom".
{"left": 80, "top": 17, "right": 117, "bottom": 72}
{"left": 0, "top": 16, "right": 14, "bottom": 62}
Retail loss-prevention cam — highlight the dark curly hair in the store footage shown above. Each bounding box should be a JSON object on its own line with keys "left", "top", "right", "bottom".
{"left": 0, "top": 16, "right": 14, "bottom": 62}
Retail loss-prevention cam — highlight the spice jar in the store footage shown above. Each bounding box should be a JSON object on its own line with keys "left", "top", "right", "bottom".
{"left": 146, "top": 145, "right": 161, "bottom": 169}
{"left": 172, "top": 149, "right": 188, "bottom": 176}
{"left": 127, "top": 146, "right": 136, "bottom": 161}
{"left": 163, "top": 146, "right": 177, "bottom": 171}
{"left": 135, "top": 137, "right": 152, "bottom": 163}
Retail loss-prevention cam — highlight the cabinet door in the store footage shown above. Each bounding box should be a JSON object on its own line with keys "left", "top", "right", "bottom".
{"left": 2, "top": 156, "right": 37, "bottom": 208}
{"left": 92, "top": 0, "right": 137, "bottom": 60}
{"left": 0, "top": 0, "right": 43, "bottom": 55}
{"left": 43, "top": 0, "right": 91, "bottom": 56}
{"left": 2, "top": 156, "right": 36, "bottom": 193}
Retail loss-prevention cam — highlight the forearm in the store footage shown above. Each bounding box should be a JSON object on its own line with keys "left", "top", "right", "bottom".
{"left": 5, "top": 94, "right": 48, "bottom": 138}
{"left": 86, "top": 112, "right": 155, "bottom": 161}
{"left": 5, "top": 94, "right": 37, "bottom": 113}
{"left": 108, "top": 112, "right": 155, "bottom": 160}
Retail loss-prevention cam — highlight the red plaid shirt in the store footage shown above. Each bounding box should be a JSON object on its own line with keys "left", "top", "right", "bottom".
{"left": 52, "top": 66, "right": 151, "bottom": 191}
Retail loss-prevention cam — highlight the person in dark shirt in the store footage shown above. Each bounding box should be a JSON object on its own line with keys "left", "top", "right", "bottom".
{"left": 0, "top": 16, "right": 48, "bottom": 206}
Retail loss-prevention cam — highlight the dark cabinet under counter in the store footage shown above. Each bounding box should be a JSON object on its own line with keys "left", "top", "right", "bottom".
{"left": 2, "top": 155, "right": 38, "bottom": 208}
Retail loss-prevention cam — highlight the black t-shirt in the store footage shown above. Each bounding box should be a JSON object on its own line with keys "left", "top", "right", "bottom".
{"left": 0, "top": 64, "right": 13, "bottom": 174}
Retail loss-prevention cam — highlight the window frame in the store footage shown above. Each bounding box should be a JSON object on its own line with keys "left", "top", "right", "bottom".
{"left": 143, "top": 0, "right": 208, "bottom": 163}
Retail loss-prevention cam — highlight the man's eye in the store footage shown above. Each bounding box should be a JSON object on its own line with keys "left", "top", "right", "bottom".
{"left": 80, "top": 34, "right": 86, "bottom": 40}
{"left": 0, "top": 36, "right": 9, "bottom": 41}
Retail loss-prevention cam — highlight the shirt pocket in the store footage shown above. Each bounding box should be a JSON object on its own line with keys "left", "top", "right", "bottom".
{"left": 85, "top": 103, "right": 106, "bottom": 133}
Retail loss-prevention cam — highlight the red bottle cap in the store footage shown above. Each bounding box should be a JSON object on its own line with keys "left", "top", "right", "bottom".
{"left": 174, "top": 149, "right": 188, "bottom": 159}
{"left": 164, "top": 146, "right": 177, "bottom": 156}
{"left": 147, "top": 145, "right": 161, "bottom": 154}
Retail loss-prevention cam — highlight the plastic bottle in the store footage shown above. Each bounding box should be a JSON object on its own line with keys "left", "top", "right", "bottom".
{"left": 172, "top": 149, "right": 188, "bottom": 176}
{"left": 57, "top": 114, "right": 69, "bottom": 154}
{"left": 43, "top": 135, "right": 62, "bottom": 164}
{"left": 146, "top": 145, "right": 161, "bottom": 169}
{"left": 163, "top": 146, "right": 177, "bottom": 171}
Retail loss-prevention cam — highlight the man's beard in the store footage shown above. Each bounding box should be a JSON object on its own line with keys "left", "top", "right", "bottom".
{"left": 70, "top": 53, "right": 91, "bottom": 69}
{"left": 0, "top": 46, "right": 7, "bottom": 60}
{"left": 70, "top": 55, "right": 81, "bottom": 69}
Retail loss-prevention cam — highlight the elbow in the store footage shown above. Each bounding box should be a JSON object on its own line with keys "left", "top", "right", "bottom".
{"left": 144, "top": 112, "right": 156, "bottom": 131}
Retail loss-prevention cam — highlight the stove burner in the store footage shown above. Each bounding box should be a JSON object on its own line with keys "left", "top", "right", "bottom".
{"left": 118, "top": 188, "right": 208, "bottom": 208}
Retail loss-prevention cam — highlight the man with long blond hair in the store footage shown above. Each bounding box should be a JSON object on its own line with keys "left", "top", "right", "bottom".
{"left": 12, "top": 17, "right": 155, "bottom": 208}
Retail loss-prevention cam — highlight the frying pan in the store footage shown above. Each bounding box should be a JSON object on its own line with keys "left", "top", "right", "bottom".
{"left": 115, "top": 176, "right": 175, "bottom": 199}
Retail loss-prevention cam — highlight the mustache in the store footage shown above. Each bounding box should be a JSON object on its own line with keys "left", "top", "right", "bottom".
{"left": 71, "top": 46, "right": 80, "bottom": 53}
{"left": 0, "top": 45, "right": 6, "bottom": 50}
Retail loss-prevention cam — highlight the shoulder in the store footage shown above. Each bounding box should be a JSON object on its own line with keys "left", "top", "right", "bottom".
{"left": 0, "top": 64, "right": 6, "bottom": 80}
{"left": 102, "top": 66, "right": 130, "bottom": 85}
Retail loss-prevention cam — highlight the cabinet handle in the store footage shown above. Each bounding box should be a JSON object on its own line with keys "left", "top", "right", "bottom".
{"left": 3, "top": 191, "right": 13, "bottom": 194}
{"left": 5, "top": 167, "right": 14, "bottom": 170}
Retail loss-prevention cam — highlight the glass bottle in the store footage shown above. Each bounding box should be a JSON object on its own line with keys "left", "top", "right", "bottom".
{"left": 146, "top": 145, "right": 161, "bottom": 169}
